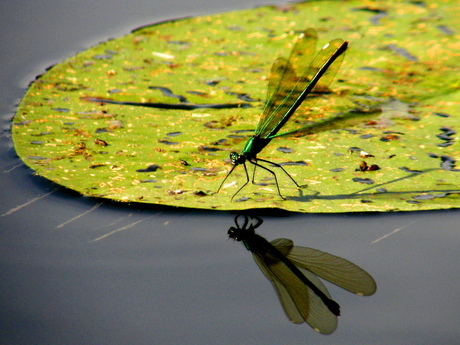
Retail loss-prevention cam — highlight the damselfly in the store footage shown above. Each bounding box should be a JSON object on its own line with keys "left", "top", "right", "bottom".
{"left": 217, "top": 28, "right": 348, "bottom": 200}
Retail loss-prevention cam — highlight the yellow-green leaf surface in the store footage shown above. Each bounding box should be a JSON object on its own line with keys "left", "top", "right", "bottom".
{"left": 13, "top": 0, "right": 460, "bottom": 212}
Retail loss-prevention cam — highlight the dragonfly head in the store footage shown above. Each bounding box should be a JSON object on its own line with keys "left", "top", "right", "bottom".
{"left": 230, "top": 152, "right": 246, "bottom": 165}
{"left": 227, "top": 227, "right": 243, "bottom": 241}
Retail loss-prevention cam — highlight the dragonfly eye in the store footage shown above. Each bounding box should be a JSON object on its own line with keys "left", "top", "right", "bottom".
{"left": 230, "top": 152, "right": 245, "bottom": 165}
{"left": 228, "top": 228, "right": 242, "bottom": 241}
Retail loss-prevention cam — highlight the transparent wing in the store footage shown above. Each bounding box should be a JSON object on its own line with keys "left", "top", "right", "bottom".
{"left": 294, "top": 265, "right": 338, "bottom": 334}
{"left": 263, "top": 28, "right": 318, "bottom": 116}
{"left": 252, "top": 251, "right": 338, "bottom": 334}
{"left": 285, "top": 28, "right": 318, "bottom": 85}
{"left": 269, "top": 238, "right": 294, "bottom": 256}
{"left": 262, "top": 58, "right": 297, "bottom": 120}
{"left": 256, "top": 29, "right": 346, "bottom": 139}
{"left": 265, "top": 58, "right": 285, "bottom": 107}
{"left": 287, "top": 246, "right": 377, "bottom": 296}
{"left": 269, "top": 239, "right": 334, "bottom": 300}
{"left": 252, "top": 253, "right": 304, "bottom": 323}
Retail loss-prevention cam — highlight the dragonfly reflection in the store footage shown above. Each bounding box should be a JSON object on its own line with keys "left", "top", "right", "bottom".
{"left": 228, "top": 214, "right": 376, "bottom": 334}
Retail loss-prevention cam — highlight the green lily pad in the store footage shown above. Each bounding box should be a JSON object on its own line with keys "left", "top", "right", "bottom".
{"left": 12, "top": 0, "right": 460, "bottom": 212}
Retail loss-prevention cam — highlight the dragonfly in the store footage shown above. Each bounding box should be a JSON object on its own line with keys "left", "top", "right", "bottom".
{"left": 228, "top": 214, "right": 377, "bottom": 334}
{"left": 217, "top": 28, "right": 348, "bottom": 200}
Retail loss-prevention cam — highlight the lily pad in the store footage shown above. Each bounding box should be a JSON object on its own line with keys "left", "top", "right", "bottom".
{"left": 12, "top": 0, "right": 460, "bottom": 212}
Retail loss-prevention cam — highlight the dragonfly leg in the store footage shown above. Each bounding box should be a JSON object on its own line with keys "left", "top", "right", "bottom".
{"left": 230, "top": 162, "right": 250, "bottom": 201}
{"left": 251, "top": 163, "right": 258, "bottom": 184}
{"left": 257, "top": 157, "right": 307, "bottom": 188}
{"left": 249, "top": 215, "right": 263, "bottom": 229}
{"left": 249, "top": 158, "right": 286, "bottom": 199}
{"left": 234, "top": 214, "right": 249, "bottom": 229}
{"left": 216, "top": 164, "right": 238, "bottom": 194}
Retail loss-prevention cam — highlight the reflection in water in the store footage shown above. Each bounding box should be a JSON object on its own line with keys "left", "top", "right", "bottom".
{"left": 228, "top": 215, "right": 376, "bottom": 335}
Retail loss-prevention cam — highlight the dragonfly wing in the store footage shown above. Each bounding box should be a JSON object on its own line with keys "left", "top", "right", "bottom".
{"left": 270, "top": 238, "right": 334, "bottom": 298}
{"left": 266, "top": 38, "right": 348, "bottom": 139}
{"left": 270, "top": 238, "right": 335, "bottom": 300}
{"left": 303, "top": 38, "right": 347, "bottom": 94}
{"left": 265, "top": 58, "right": 289, "bottom": 112}
{"left": 253, "top": 250, "right": 338, "bottom": 334}
{"left": 287, "top": 246, "right": 377, "bottom": 296}
{"left": 264, "top": 28, "right": 318, "bottom": 104}
{"left": 261, "top": 58, "right": 297, "bottom": 132}
{"left": 285, "top": 28, "right": 318, "bottom": 83}
{"left": 269, "top": 238, "right": 294, "bottom": 256}
{"left": 294, "top": 265, "right": 338, "bottom": 334}
{"left": 257, "top": 29, "right": 319, "bottom": 138}
{"left": 252, "top": 253, "right": 304, "bottom": 323}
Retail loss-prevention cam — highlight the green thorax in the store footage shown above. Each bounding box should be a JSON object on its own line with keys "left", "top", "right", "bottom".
{"left": 241, "top": 136, "right": 272, "bottom": 159}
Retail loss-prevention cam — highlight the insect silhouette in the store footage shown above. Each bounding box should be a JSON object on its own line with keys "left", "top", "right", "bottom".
{"left": 228, "top": 214, "right": 376, "bottom": 334}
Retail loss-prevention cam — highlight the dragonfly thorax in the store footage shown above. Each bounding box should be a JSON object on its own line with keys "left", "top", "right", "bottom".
{"left": 230, "top": 136, "right": 271, "bottom": 166}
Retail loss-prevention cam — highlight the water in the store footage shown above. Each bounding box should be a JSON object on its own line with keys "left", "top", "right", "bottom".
{"left": 1, "top": 1, "right": 459, "bottom": 344}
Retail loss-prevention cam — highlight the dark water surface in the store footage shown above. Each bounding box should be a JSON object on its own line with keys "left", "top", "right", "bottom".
{"left": 1, "top": 1, "right": 459, "bottom": 344}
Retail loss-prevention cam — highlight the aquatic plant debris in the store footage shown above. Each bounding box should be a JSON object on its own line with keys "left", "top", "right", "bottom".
{"left": 12, "top": 0, "right": 460, "bottom": 213}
